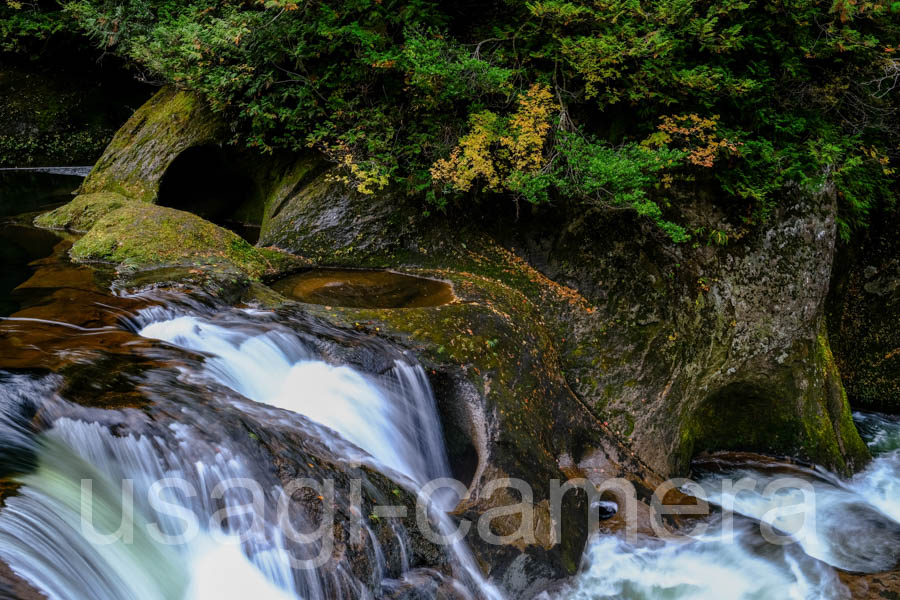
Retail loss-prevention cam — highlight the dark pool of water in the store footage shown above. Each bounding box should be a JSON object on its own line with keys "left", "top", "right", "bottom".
{"left": 0, "top": 225, "right": 63, "bottom": 317}
{"left": 0, "top": 170, "right": 84, "bottom": 217}
{"left": 272, "top": 269, "right": 455, "bottom": 309}
{"left": 0, "top": 169, "right": 88, "bottom": 316}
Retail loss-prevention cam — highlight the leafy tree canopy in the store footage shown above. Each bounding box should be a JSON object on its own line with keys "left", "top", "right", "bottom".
{"left": 4, "top": 0, "right": 899, "bottom": 240}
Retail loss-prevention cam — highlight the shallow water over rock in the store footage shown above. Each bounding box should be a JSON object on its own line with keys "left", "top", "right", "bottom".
{"left": 566, "top": 413, "right": 900, "bottom": 599}
{"left": 272, "top": 269, "right": 455, "bottom": 309}
{"left": 0, "top": 169, "right": 85, "bottom": 217}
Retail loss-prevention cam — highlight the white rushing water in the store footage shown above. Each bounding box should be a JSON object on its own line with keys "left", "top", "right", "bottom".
{"left": 0, "top": 306, "right": 500, "bottom": 600}
{"left": 138, "top": 310, "right": 501, "bottom": 599}
{"left": 570, "top": 411, "right": 900, "bottom": 599}
{"left": 139, "top": 315, "right": 451, "bottom": 487}
{"left": 0, "top": 419, "right": 295, "bottom": 600}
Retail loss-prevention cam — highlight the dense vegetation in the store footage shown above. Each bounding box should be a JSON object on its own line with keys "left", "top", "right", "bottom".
{"left": 3, "top": 0, "right": 899, "bottom": 241}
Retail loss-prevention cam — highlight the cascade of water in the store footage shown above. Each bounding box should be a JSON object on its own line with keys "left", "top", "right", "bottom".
{"left": 0, "top": 298, "right": 503, "bottom": 599}
{"left": 138, "top": 314, "right": 451, "bottom": 487}
{"left": 138, "top": 309, "right": 503, "bottom": 600}
{"left": 0, "top": 418, "right": 297, "bottom": 600}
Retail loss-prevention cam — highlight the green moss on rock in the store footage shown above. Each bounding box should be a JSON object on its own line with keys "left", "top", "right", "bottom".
{"left": 34, "top": 192, "right": 131, "bottom": 232}
{"left": 80, "top": 87, "right": 225, "bottom": 202}
{"left": 70, "top": 201, "right": 298, "bottom": 279}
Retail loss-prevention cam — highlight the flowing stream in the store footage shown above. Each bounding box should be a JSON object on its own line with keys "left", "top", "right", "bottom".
{"left": 570, "top": 412, "right": 900, "bottom": 599}
{"left": 0, "top": 288, "right": 500, "bottom": 599}
{"left": 0, "top": 171, "right": 898, "bottom": 599}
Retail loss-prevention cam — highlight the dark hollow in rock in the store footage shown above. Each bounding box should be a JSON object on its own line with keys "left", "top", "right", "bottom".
{"left": 429, "top": 370, "right": 480, "bottom": 491}
{"left": 686, "top": 381, "right": 800, "bottom": 459}
{"left": 272, "top": 269, "right": 455, "bottom": 309}
{"left": 156, "top": 144, "right": 261, "bottom": 243}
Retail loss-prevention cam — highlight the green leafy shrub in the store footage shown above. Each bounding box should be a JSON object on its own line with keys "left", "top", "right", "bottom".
{"left": 6, "top": 0, "right": 897, "bottom": 238}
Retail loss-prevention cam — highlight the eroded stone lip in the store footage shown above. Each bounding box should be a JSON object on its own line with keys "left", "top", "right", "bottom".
{"left": 271, "top": 268, "right": 455, "bottom": 309}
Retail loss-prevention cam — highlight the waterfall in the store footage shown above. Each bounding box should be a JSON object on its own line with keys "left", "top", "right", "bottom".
{"left": 139, "top": 315, "right": 452, "bottom": 486}
{"left": 0, "top": 298, "right": 504, "bottom": 599}
{"left": 0, "top": 416, "right": 296, "bottom": 600}
{"left": 138, "top": 310, "right": 502, "bottom": 599}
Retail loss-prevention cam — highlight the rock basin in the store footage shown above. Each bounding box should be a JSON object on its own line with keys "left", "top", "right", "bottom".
{"left": 272, "top": 269, "right": 454, "bottom": 309}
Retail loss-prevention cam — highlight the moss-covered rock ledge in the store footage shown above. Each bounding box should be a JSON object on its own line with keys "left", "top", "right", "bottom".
{"left": 259, "top": 165, "right": 870, "bottom": 478}
{"left": 35, "top": 193, "right": 301, "bottom": 280}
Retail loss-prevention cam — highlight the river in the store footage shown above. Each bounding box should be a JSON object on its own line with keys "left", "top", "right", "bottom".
{"left": 0, "top": 170, "right": 897, "bottom": 599}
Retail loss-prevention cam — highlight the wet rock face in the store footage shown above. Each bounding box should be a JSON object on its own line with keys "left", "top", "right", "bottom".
{"left": 828, "top": 207, "right": 900, "bottom": 414}
{"left": 503, "top": 188, "right": 869, "bottom": 476}
{"left": 258, "top": 165, "right": 868, "bottom": 477}
{"left": 297, "top": 269, "right": 660, "bottom": 598}
{"left": 259, "top": 168, "right": 421, "bottom": 264}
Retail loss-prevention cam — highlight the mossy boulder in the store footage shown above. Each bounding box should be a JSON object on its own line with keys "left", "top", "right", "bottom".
{"left": 33, "top": 192, "right": 131, "bottom": 232}
{"left": 259, "top": 166, "right": 420, "bottom": 263}
{"left": 497, "top": 188, "right": 869, "bottom": 476}
{"left": 72, "top": 202, "right": 295, "bottom": 278}
{"left": 35, "top": 194, "right": 299, "bottom": 279}
{"left": 80, "top": 86, "right": 226, "bottom": 202}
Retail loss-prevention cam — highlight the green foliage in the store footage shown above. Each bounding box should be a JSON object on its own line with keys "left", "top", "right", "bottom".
{"left": 549, "top": 133, "right": 690, "bottom": 241}
{"left": 7, "top": 0, "right": 899, "bottom": 238}
{"left": 0, "top": 1, "right": 71, "bottom": 54}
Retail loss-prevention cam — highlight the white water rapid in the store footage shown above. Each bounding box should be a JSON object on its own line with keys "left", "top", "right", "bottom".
{"left": 568, "top": 411, "right": 900, "bottom": 599}
{"left": 137, "top": 308, "right": 501, "bottom": 600}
